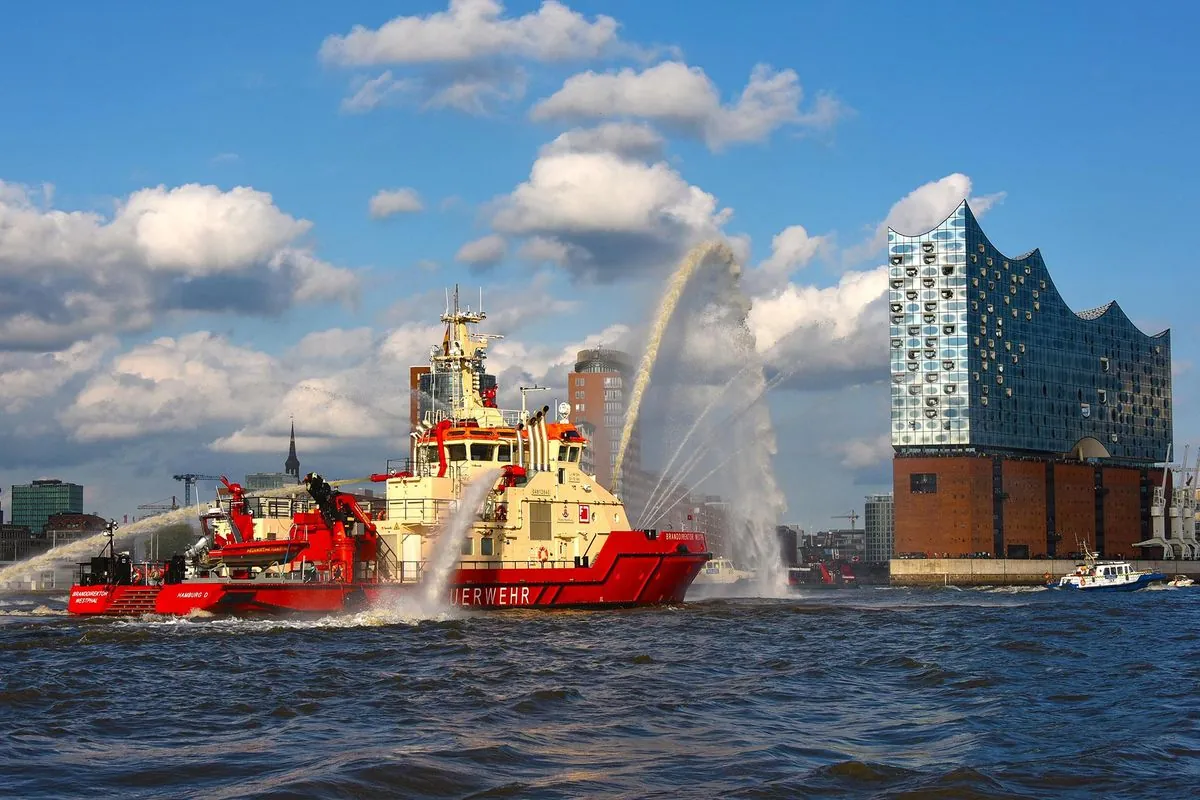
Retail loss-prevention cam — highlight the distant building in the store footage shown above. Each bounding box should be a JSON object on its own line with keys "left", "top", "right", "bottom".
{"left": 889, "top": 201, "right": 1172, "bottom": 558}
{"left": 245, "top": 473, "right": 289, "bottom": 492}
{"left": 0, "top": 524, "right": 35, "bottom": 562}
{"left": 44, "top": 512, "right": 108, "bottom": 548}
{"left": 10, "top": 479, "right": 83, "bottom": 534}
{"left": 567, "top": 348, "right": 636, "bottom": 494}
{"left": 284, "top": 420, "right": 301, "bottom": 482}
{"left": 864, "top": 493, "right": 895, "bottom": 563}
{"left": 800, "top": 529, "right": 865, "bottom": 563}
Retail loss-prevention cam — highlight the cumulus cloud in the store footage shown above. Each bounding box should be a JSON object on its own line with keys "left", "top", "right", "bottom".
{"left": 539, "top": 121, "right": 664, "bottom": 160}
{"left": 747, "top": 266, "right": 889, "bottom": 390}
{"left": 288, "top": 328, "right": 375, "bottom": 362}
{"left": 60, "top": 333, "right": 281, "bottom": 441}
{"left": 837, "top": 433, "right": 892, "bottom": 469}
{"left": 742, "top": 224, "right": 831, "bottom": 293}
{"left": 843, "top": 172, "right": 1006, "bottom": 264}
{"left": 368, "top": 187, "right": 424, "bottom": 218}
{"left": 456, "top": 234, "right": 508, "bottom": 269}
{"left": 490, "top": 148, "right": 730, "bottom": 280}
{"left": 531, "top": 61, "right": 846, "bottom": 150}
{"left": 322, "top": 1, "right": 636, "bottom": 115}
{"left": 320, "top": 0, "right": 621, "bottom": 65}
{"left": 341, "top": 71, "right": 413, "bottom": 113}
{"left": 0, "top": 336, "right": 116, "bottom": 413}
{"left": 0, "top": 180, "right": 357, "bottom": 350}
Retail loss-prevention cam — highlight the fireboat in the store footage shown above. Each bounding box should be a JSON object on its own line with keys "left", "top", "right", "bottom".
{"left": 68, "top": 292, "right": 711, "bottom": 616}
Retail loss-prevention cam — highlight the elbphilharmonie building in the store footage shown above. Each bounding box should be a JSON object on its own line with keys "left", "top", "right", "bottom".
{"left": 889, "top": 201, "right": 1172, "bottom": 558}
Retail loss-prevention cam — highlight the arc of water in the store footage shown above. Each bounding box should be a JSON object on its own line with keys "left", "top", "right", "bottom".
{"left": 638, "top": 365, "right": 798, "bottom": 527}
{"left": 613, "top": 240, "right": 737, "bottom": 492}
{"left": 642, "top": 442, "right": 754, "bottom": 531}
{"left": 421, "top": 468, "right": 500, "bottom": 604}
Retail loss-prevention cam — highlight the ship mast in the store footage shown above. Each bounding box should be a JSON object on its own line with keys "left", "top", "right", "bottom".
{"left": 434, "top": 285, "right": 504, "bottom": 426}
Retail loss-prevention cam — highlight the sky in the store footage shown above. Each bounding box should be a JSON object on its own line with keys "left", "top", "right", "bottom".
{"left": 1, "top": 0, "right": 1197, "bottom": 531}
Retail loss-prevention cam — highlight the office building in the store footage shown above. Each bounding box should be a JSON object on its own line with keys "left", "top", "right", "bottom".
{"left": 10, "top": 479, "right": 84, "bottom": 534}
{"left": 567, "top": 349, "right": 636, "bottom": 492}
{"left": 864, "top": 493, "right": 895, "bottom": 563}
{"left": 889, "top": 201, "right": 1171, "bottom": 558}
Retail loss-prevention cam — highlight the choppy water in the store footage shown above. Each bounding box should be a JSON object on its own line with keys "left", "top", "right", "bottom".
{"left": 1, "top": 586, "right": 1196, "bottom": 799}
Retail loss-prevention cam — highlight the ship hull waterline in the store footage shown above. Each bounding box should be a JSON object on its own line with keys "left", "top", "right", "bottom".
{"left": 68, "top": 544, "right": 710, "bottom": 617}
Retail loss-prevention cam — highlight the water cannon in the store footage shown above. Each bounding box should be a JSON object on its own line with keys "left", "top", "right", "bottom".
{"left": 185, "top": 536, "right": 210, "bottom": 559}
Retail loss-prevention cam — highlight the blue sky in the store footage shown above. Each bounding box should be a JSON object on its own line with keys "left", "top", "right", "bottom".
{"left": 0, "top": 1, "right": 1196, "bottom": 529}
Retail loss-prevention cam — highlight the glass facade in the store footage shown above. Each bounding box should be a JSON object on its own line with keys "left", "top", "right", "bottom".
{"left": 864, "top": 493, "right": 894, "bottom": 563}
{"left": 889, "top": 201, "right": 1171, "bottom": 462}
{"left": 10, "top": 480, "right": 84, "bottom": 534}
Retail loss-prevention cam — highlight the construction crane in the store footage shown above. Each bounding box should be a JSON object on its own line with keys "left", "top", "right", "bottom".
{"left": 136, "top": 497, "right": 178, "bottom": 520}
{"left": 172, "top": 473, "right": 224, "bottom": 506}
{"left": 832, "top": 510, "right": 860, "bottom": 530}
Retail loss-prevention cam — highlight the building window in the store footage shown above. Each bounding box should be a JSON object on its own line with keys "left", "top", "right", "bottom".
{"left": 575, "top": 377, "right": 585, "bottom": 387}
{"left": 910, "top": 473, "right": 938, "bottom": 494}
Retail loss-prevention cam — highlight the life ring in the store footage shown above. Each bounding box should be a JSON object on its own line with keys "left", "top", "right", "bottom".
{"left": 132, "top": 568, "right": 144, "bottom": 584}
{"left": 1080, "top": 578, "right": 1086, "bottom": 586}
{"left": 150, "top": 568, "right": 162, "bottom": 582}
{"left": 537, "top": 547, "right": 549, "bottom": 564}
{"left": 332, "top": 563, "right": 346, "bottom": 582}
{"left": 1043, "top": 573, "right": 1051, "bottom": 582}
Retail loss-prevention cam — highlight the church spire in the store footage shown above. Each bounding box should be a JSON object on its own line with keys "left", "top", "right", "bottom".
{"left": 285, "top": 416, "right": 300, "bottom": 482}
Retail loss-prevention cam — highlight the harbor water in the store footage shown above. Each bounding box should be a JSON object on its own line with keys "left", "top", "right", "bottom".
{"left": 1, "top": 587, "right": 1196, "bottom": 799}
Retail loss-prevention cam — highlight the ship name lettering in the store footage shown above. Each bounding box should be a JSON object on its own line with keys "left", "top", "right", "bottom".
{"left": 72, "top": 590, "right": 109, "bottom": 598}
{"left": 453, "top": 585, "right": 531, "bottom": 606}
{"left": 664, "top": 532, "right": 704, "bottom": 541}
{"left": 176, "top": 591, "right": 210, "bottom": 599}
{"left": 531, "top": 489, "right": 551, "bottom": 497}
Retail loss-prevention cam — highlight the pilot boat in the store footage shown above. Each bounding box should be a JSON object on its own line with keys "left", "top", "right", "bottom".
{"left": 67, "top": 291, "right": 710, "bottom": 616}
{"left": 1048, "top": 544, "right": 1167, "bottom": 592}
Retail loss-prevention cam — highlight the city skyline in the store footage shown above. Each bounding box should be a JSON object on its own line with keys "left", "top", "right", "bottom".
{"left": 1, "top": 1, "right": 1197, "bottom": 528}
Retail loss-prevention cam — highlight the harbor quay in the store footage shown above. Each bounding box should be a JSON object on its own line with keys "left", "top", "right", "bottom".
{"left": 889, "top": 557, "right": 1199, "bottom": 587}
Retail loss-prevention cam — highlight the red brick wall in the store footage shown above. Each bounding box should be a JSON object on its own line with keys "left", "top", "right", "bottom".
{"left": 1054, "top": 463, "right": 1096, "bottom": 553}
{"left": 1001, "top": 461, "right": 1047, "bottom": 557}
{"left": 893, "top": 457, "right": 993, "bottom": 557}
{"left": 1102, "top": 467, "right": 1143, "bottom": 558}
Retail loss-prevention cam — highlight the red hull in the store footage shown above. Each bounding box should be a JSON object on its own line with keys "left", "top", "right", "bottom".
{"left": 68, "top": 531, "right": 709, "bottom": 616}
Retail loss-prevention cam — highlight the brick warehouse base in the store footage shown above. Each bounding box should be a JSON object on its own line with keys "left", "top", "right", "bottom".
{"left": 894, "top": 455, "right": 1164, "bottom": 559}
{"left": 890, "top": 558, "right": 1199, "bottom": 587}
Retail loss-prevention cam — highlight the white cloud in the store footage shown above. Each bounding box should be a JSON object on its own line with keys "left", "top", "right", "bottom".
{"left": 60, "top": 333, "right": 281, "bottom": 441}
{"left": 539, "top": 121, "right": 664, "bottom": 160}
{"left": 320, "top": 0, "right": 622, "bottom": 65}
{"left": 424, "top": 67, "right": 528, "bottom": 114}
{"left": 743, "top": 224, "right": 831, "bottom": 293}
{"left": 456, "top": 234, "right": 508, "bottom": 268}
{"left": 531, "top": 61, "right": 846, "bottom": 150}
{"left": 843, "top": 173, "right": 1006, "bottom": 264}
{"left": 0, "top": 336, "right": 116, "bottom": 413}
{"left": 747, "top": 266, "right": 889, "bottom": 390}
{"left": 837, "top": 433, "right": 892, "bottom": 469}
{"left": 0, "top": 179, "right": 357, "bottom": 349}
{"left": 369, "top": 187, "right": 424, "bottom": 218}
{"left": 490, "top": 148, "right": 730, "bottom": 279}
{"left": 288, "top": 328, "right": 375, "bottom": 362}
{"left": 341, "top": 71, "right": 413, "bottom": 113}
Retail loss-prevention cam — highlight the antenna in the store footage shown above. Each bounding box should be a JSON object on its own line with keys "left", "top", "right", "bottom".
{"left": 479, "top": 286, "right": 483, "bottom": 314}
{"left": 518, "top": 384, "right": 547, "bottom": 417}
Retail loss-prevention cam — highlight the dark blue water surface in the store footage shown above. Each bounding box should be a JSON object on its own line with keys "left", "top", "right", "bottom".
{"left": 1, "top": 586, "right": 1197, "bottom": 799}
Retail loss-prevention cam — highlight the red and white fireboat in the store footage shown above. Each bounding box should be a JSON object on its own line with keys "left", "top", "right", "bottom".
{"left": 68, "top": 293, "right": 709, "bottom": 617}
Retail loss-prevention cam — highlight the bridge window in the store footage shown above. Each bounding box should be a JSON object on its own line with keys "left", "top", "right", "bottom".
{"left": 470, "top": 443, "right": 495, "bottom": 461}
{"left": 497, "top": 444, "right": 512, "bottom": 462}
{"left": 910, "top": 473, "right": 938, "bottom": 494}
{"left": 447, "top": 444, "right": 467, "bottom": 462}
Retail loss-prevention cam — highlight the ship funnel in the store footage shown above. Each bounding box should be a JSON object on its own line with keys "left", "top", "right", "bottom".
{"left": 516, "top": 423, "right": 525, "bottom": 470}
{"left": 529, "top": 413, "right": 542, "bottom": 472}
